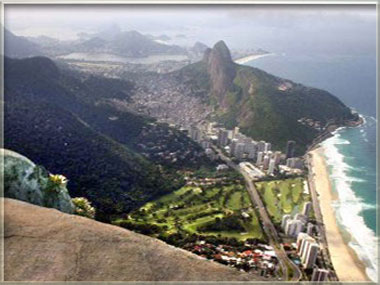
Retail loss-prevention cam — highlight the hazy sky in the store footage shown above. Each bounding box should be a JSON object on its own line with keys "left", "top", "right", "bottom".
{"left": 5, "top": 4, "right": 377, "bottom": 55}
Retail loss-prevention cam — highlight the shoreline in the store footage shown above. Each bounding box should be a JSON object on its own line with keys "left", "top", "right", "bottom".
{"left": 309, "top": 147, "right": 370, "bottom": 281}
{"left": 234, "top": 53, "right": 275, "bottom": 65}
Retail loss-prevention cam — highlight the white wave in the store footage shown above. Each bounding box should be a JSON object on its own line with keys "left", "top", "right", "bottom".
{"left": 321, "top": 135, "right": 378, "bottom": 282}
{"left": 334, "top": 138, "right": 351, "bottom": 145}
{"left": 368, "top": 115, "right": 377, "bottom": 123}
{"left": 362, "top": 114, "right": 377, "bottom": 128}
{"left": 360, "top": 203, "right": 378, "bottom": 211}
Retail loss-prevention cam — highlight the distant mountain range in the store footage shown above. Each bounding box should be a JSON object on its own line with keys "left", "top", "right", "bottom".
{"left": 74, "top": 30, "right": 186, "bottom": 58}
{"left": 4, "top": 56, "right": 208, "bottom": 221}
{"left": 5, "top": 28, "right": 188, "bottom": 58}
{"left": 175, "top": 41, "right": 359, "bottom": 154}
{"left": 4, "top": 28, "right": 212, "bottom": 62}
{"left": 4, "top": 29, "right": 43, "bottom": 58}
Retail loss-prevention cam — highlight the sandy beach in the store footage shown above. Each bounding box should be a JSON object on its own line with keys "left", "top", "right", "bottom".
{"left": 309, "top": 148, "right": 369, "bottom": 281}
{"left": 234, "top": 53, "right": 274, "bottom": 65}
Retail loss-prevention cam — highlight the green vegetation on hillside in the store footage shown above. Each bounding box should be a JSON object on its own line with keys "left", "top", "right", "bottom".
{"left": 4, "top": 56, "right": 204, "bottom": 221}
{"left": 113, "top": 183, "right": 264, "bottom": 241}
{"left": 176, "top": 43, "right": 357, "bottom": 155}
{"left": 255, "top": 178, "right": 311, "bottom": 224}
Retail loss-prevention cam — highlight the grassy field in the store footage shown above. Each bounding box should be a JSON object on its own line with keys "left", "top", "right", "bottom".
{"left": 114, "top": 184, "right": 264, "bottom": 241}
{"left": 255, "top": 178, "right": 311, "bottom": 224}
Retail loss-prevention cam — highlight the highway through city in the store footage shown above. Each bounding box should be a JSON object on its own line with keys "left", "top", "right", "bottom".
{"left": 213, "top": 146, "right": 302, "bottom": 281}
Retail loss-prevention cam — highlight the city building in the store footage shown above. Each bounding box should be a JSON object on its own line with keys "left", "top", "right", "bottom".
{"left": 230, "top": 138, "right": 239, "bottom": 155}
{"left": 256, "top": 152, "right": 264, "bottom": 166}
{"left": 244, "top": 141, "right": 257, "bottom": 155}
{"left": 285, "top": 220, "right": 304, "bottom": 237}
{"left": 239, "top": 162, "right": 266, "bottom": 179}
{"left": 205, "top": 148, "right": 216, "bottom": 160}
{"left": 301, "top": 242, "right": 319, "bottom": 269}
{"left": 274, "top": 151, "right": 282, "bottom": 165}
{"left": 286, "top": 157, "right": 304, "bottom": 169}
{"left": 302, "top": 202, "right": 312, "bottom": 217}
{"left": 267, "top": 158, "right": 276, "bottom": 175}
{"left": 281, "top": 214, "right": 291, "bottom": 230}
{"left": 218, "top": 129, "right": 229, "bottom": 146}
{"left": 278, "top": 165, "right": 303, "bottom": 175}
{"left": 286, "top": 140, "right": 296, "bottom": 158}
{"left": 233, "top": 126, "right": 240, "bottom": 138}
{"left": 295, "top": 213, "right": 308, "bottom": 224}
{"left": 248, "top": 147, "right": 257, "bottom": 160}
{"left": 264, "top": 142, "right": 271, "bottom": 152}
{"left": 234, "top": 143, "right": 245, "bottom": 159}
{"left": 297, "top": 235, "right": 316, "bottom": 260}
{"left": 227, "top": 130, "right": 234, "bottom": 140}
{"left": 306, "top": 223, "right": 314, "bottom": 236}
{"left": 296, "top": 233, "right": 311, "bottom": 252}
{"left": 190, "top": 127, "right": 202, "bottom": 142}
{"left": 200, "top": 140, "right": 210, "bottom": 149}
{"left": 257, "top": 141, "right": 266, "bottom": 152}
{"left": 207, "top": 122, "right": 216, "bottom": 134}
{"left": 216, "top": 164, "right": 229, "bottom": 171}
{"left": 263, "top": 155, "right": 270, "bottom": 169}
{"left": 311, "top": 267, "right": 329, "bottom": 281}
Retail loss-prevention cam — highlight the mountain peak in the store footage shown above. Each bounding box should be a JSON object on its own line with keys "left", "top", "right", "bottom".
{"left": 212, "top": 40, "right": 233, "bottom": 63}
{"left": 203, "top": 41, "right": 236, "bottom": 108}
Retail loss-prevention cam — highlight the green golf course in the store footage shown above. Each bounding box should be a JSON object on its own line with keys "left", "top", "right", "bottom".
{"left": 113, "top": 183, "right": 264, "bottom": 241}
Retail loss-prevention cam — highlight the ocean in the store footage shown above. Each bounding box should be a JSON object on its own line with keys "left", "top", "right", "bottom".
{"left": 247, "top": 53, "right": 377, "bottom": 281}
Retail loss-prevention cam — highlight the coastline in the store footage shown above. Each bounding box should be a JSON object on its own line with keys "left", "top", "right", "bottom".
{"left": 234, "top": 53, "right": 274, "bottom": 65}
{"left": 309, "top": 147, "right": 370, "bottom": 281}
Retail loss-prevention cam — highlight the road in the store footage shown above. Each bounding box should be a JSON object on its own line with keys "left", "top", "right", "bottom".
{"left": 213, "top": 147, "right": 302, "bottom": 281}
{"left": 305, "top": 153, "right": 338, "bottom": 281}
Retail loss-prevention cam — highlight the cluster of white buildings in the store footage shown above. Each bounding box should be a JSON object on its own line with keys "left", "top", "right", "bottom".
{"left": 281, "top": 202, "right": 313, "bottom": 238}
{"left": 281, "top": 201, "right": 330, "bottom": 281}
{"left": 296, "top": 233, "right": 330, "bottom": 281}
{"left": 188, "top": 122, "right": 305, "bottom": 177}
{"left": 296, "top": 233, "right": 320, "bottom": 269}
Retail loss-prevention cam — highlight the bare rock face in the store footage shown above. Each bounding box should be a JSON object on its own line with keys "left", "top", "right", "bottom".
{"left": 4, "top": 198, "right": 259, "bottom": 282}
{"left": 203, "top": 40, "right": 236, "bottom": 109}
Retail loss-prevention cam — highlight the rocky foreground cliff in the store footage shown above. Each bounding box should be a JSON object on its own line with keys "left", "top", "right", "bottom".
{"left": 3, "top": 198, "right": 263, "bottom": 281}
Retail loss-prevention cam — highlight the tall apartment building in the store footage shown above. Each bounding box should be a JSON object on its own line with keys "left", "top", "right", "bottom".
{"left": 297, "top": 233, "right": 319, "bottom": 269}
{"left": 285, "top": 220, "right": 304, "bottom": 237}
{"left": 286, "top": 157, "right": 304, "bottom": 169}
{"left": 302, "top": 202, "right": 312, "bottom": 217}
{"left": 218, "top": 129, "right": 229, "bottom": 146}
{"left": 263, "top": 155, "right": 270, "bottom": 169}
{"left": 301, "top": 243, "right": 320, "bottom": 269}
{"left": 190, "top": 127, "right": 202, "bottom": 142}
{"left": 281, "top": 214, "right": 291, "bottom": 229}
{"left": 234, "top": 143, "right": 245, "bottom": 159}
{"left": 306, "top": 223, "right": 314, "bottom": 236}
{"left": 286, "top": 140, "right": 296, "bottom": 158}
{"left": 248, "top": 146, "right": 257, "bottom": 160}
{"left": 267, "top": 158, "right": 276, "bottom": 175}
{"left": 311, "top": 267, "right": 329, "bottom": 281}
{"left": 264, "top": 142, "right": 272, "bottom": 152}
{"left": 257, "top": 141, "right": 266, "bottom": 152}
{"left": 256, "top": 151, "right": 264, "bottom": 166}
{"left": 274, "top": 151, "right": 282, "bottom": 165}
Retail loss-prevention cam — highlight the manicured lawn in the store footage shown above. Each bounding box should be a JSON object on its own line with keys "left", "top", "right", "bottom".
{"left": 119, "top": 183, "right": 264, "bottom": 241}
{"left": 255, "top": 178, "right": 311, "bottom": 224}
